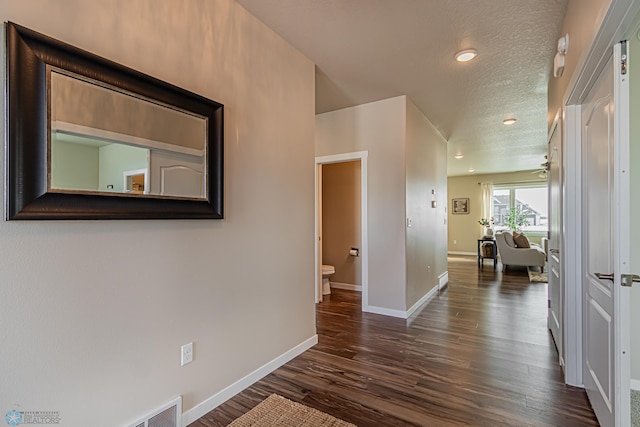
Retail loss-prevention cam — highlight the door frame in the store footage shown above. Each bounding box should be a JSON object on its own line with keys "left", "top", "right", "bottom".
{"left": 314, "top": 151, "right": 369, "bottom": 310}
{"left": 547, "top": 109, "right": 565, "bottom": 369}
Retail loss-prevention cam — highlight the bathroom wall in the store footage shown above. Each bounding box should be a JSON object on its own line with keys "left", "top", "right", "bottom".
{"left": 447, "top": 171, "right": 546, "bottom": 254}
{"left": 322, "top": 161, "right": 362, "bottom": 287}
{"left": 316, "top": 96, "right": 407, "bottom": 311}
{"left": 0, "top": 1, "right": 315, "bottom": 426}
{"left": 405, "top": 99, "right": 448, "bottom": 310}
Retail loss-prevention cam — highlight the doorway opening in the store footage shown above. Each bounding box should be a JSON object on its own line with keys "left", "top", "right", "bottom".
{"left": 123, "top": 168, "right": 149, "bottom": 194}
{"left": 315, "top": 152, "right": 368, "bottom": 310}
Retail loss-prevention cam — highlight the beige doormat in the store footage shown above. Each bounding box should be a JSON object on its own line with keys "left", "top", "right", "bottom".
{"left": 527, "top": 268, "right": 548, "bottom": 283}
{"left": 228, "top": 394, "right": 356, "bottom": 427}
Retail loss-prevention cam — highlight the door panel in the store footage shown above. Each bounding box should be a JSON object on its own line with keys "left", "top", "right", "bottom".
{"left": 582, "top": 54, "right": 615, "bottom": 425}
{"left": 586, "top": 278, "right": 613, "bottom": 410}
{"left": 149, "top": 150, "right": 204, "bottom": 197}
{"left": 581, "top": 44, "right": 631, "bottom": 426}
{"left": 160, "top": 165, "right": 204, "bottom": 198}
{"left": 548, "top": 116, "right": 563, "bottom": 363}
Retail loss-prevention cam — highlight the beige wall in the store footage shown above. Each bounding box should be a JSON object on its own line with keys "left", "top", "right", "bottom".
{"left": 52, "top": 71, "right": 205, "bottom": 150}
{"left": 630, "top": 29, "right": 640, "bottom": 383}
{"left": 405, "top": 100, "right": 448, "bottom": 309}
{"left": 316, "top": 96, "right": 407, "bottom": 311}
{"left": 547, "top": 0, "right": 611, "bottom": 128}
{"left": 448, "top": 171, "right": 546, "bottom": 254}
{"left": 322, "top": 161, "right": 362, "bottom": 286}
{"left": 0, "top": 1, "right": 316, "bottom": 426}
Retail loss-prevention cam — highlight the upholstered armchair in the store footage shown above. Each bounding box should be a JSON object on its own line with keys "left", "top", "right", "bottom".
{"left": 495, "top": 231, "right": 546, "bottom": 271}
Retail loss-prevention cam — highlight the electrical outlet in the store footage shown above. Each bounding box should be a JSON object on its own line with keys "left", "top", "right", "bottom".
{"left": 453, "top": 240, "right": 457, "bottom": 245}
{"left": 181, "top": 342, "right": 193, "bottom": 366}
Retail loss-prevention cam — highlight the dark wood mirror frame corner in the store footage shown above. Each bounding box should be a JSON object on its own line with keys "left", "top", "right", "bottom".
{"left": 5, "top": 22, "right": 224, "bottom": 220}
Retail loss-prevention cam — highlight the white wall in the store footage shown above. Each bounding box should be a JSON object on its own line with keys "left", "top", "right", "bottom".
{"left": 316, "top": 96, "right": 407, "bottom": 311}
{"left": 0, "top": 1, "right": 316, "bottom": 426}
{"left": 404, "top": 99, "right": 448, "bottom": 309}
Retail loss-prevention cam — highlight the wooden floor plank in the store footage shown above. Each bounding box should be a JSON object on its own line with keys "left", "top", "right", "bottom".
{"left": 192, "top": 256, "right": 598, "bottom": 426}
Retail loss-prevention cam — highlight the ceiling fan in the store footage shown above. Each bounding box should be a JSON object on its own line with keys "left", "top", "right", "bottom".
{"left": 531, "top": 155, "right": 550, "bottom": 179}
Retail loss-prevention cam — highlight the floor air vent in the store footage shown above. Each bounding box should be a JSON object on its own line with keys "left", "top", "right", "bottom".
{"left": 128, "top": 396, "right": 181, "bottom": 427}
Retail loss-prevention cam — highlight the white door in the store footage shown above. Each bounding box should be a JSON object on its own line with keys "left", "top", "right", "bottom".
{"left": 548, "top": 116, "right": 563, "bottom": 366}
{"left": 149, "top": 150, "right": 205, "bottom": 198}
{"left": 581, "top": 44, "right": 631, "bottom": 426}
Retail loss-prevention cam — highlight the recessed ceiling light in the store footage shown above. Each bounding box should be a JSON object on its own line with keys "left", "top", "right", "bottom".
{"left": 468, "top": 168, "right": 475, "bottom": 173}
{"left": 503, "top": 118, "right": 517, "bottom": 125}
{"left": 455, "top": 49, "right": 478, "bottom": 62}
{"left": 454, "top": 153, "right": 464, "bottom": 159}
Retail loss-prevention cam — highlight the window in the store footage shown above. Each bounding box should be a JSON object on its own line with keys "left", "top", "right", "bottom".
{"left": 492, "top": 185, "right": 548, "bottom": 232}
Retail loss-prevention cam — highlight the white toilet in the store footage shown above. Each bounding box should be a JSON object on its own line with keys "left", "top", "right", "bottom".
{"left": 322, "top": 264, "right": 335, "bottom": 295}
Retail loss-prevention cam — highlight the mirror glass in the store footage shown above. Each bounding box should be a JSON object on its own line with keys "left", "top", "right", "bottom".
{"left": 50, "top": 71, "right": 208, "bottom": 199}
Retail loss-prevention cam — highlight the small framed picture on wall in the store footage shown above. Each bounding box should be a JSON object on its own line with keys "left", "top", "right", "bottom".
{"left": 452, "top": 198, "right": 469, "bottom": 214}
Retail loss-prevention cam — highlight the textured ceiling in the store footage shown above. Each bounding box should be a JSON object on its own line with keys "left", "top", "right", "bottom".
{"left": 237, "top": 0, "right": 568, "bottom": 176}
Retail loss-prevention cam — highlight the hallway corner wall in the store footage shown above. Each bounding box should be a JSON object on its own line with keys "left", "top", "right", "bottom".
{"left": 405, "top": 99, "right": 448, "bottom": 310}
{"left": 316, "top": 96, "right": 407, "bottom": 311}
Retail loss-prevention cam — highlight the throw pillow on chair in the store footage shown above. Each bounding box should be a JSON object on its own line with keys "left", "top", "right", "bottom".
{"left": 513, "top": 232, "right": 530, "bottom": 248}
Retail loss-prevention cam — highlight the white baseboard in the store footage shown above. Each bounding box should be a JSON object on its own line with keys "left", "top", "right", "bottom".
{"left": 365, "top": 280, "right": 441, "bottom": 320}
{"left": 181, "top": 335, "right": 318, "bottom": 426}
{"left": 406, "top": 285, "right": 439, "bottom": 318}
{"left": 448, "top": 251, "right": 476, "bottom": 256}
{"left": 438, "top": 271, "right": 449, "bottom": 290}
{"left": 363, "top": 305, "right": 407, "bottom": 319}
{"left": 631, "top": 379, "right": 640, "bottom": 391}
{"left": 330, "top": 282, "right": 362, "bottom": 292}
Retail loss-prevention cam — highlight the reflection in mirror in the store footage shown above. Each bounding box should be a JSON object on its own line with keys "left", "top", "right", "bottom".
{"left": 50, "top": 71, "right": 207, "bottom": 199}
{"left": 50, "top": 132, "right": 149, "bottom": 193}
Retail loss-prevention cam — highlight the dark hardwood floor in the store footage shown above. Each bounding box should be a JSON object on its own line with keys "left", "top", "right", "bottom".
{"left": 193, "top": 256, "right": 598, "bottom": 426}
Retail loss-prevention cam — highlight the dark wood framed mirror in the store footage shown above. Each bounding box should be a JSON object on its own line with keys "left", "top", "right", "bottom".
{"left": 5, "top": 22, "right": 223, "bottom": 220}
